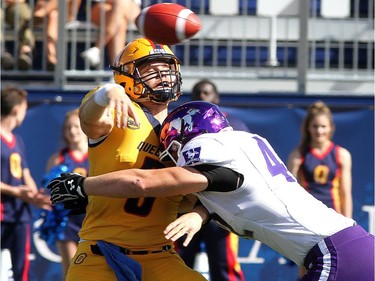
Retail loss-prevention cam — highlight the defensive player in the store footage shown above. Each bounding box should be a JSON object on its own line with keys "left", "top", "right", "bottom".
{"left": 61, "top": 38, "right": 205, "bottom": 281}
{"left": 48, "top": 101, "right": 374, "bottom": 281}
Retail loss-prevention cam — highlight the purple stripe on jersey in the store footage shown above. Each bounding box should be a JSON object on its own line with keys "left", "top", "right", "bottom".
{"left": 302, "top": 225, "right": 374, "bottom": 281}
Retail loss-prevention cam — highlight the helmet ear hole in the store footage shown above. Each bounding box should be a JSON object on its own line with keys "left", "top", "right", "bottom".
{"left": 134, "top": 85, "right": 141, "bottom": 93}
{"left": 160, "top": 140, "right": 182, "bottom": 165}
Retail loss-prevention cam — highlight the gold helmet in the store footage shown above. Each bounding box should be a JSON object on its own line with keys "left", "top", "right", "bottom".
{"left": 111, "top": 38, "right": 182, "bottom": 104}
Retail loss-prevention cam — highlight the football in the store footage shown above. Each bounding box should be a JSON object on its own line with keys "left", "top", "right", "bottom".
{"left": 135, "top": 3, "right": 201, "bottom": 45}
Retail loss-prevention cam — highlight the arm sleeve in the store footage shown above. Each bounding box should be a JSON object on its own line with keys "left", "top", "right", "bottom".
{"left": 193, "top": 164, "right": 244, "bottom": 192}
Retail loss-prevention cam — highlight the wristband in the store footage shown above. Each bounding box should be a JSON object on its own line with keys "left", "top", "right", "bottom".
{"left": 93, "top": 83, "right": 124, "bottom": 107}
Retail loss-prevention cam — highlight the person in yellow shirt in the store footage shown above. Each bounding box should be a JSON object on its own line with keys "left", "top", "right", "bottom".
{"left": 64, "top": 38, "right": 206, "bottom": 281}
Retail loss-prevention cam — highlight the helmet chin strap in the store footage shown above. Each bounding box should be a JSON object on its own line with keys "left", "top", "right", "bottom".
{"left": 137, "top": 83, "right": 179, "bottom": 104}
{"left": 149, "top": 88, "right": 177, "bottom": 103}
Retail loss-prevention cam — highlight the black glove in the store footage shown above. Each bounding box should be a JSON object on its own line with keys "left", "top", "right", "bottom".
{"left": 65, "top": 197, "right": 88, "bottom": 215}
{"left": 47, "top": 172, "right": 87, "bottom": 204}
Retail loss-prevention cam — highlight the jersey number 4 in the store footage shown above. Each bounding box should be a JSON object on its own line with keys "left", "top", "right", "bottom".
{"left": 254, "top": 136, "right": 295, "bottom": 183}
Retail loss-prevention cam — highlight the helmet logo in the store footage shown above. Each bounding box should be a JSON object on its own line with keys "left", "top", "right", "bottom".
{"left": 150, "top": 48, "right": 168, "bottom": 54}
{"left": 169, "top": 108, "right": 199, "bottom": 133}
{"left": 182, "top": 147, "right": 201, "bottom": 165}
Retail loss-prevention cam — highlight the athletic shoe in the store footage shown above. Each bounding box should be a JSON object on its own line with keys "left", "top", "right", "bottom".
{"left": 18, "top": 53, "right": 32, "bottom": 70}
{"left": 1, "top": 52, "right": 15, "bottom": 70}
{"left": 81, "top": 47, "right": 100, "bottom": 67}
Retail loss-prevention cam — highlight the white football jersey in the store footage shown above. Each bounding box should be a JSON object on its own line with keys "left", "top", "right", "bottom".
{"left": 176, "top": 130, "right": 355, "bottom": 266}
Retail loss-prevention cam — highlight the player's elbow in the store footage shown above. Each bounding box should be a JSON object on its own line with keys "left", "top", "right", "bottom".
{"left": 129, "top": 169, "right": 171, "bottom": 197}
{"left": 128, "top": 175, "right": 154, "bottom": 197}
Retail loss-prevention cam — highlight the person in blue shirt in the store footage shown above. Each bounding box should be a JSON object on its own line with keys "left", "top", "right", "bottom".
{"left": 288, "top": 100, "right": 353, "bottom": 280}
{"left": 43, "top": 108, "right": 90, "bottom": 279}
{"left": 1, "top": 86, "right": 51, "bottom": 281}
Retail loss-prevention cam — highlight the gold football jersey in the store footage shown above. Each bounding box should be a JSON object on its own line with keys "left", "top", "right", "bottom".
{"left": 79, "top": 96, "right": 183, "bottom": 249}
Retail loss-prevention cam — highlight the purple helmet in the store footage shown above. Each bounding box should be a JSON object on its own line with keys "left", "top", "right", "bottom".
{"left": 159, "top": 101, "right": 231, "bottom": 164}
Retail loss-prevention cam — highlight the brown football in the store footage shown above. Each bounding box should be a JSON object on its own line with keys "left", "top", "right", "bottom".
{"left": 135, "top": 3, "right": 201, "bottom": 45}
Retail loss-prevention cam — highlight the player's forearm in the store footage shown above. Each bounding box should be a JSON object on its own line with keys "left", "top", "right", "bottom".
{"left": 0, "top": 182, "right": 37, "bottom": 201}
{"left": 83, "top": 167, "right": 207, "bottom": 198}
{"left": 79, "top": 96, "right": 112, "bottom": 137}
{"left": 0, "top": 181, "right": 17, "bottom": 196}
{"left": 340, "top": 192, "right": 353, "bottom": 218}
{"left": 23, "top": 169, "right": 38, "bottom": 192}
{"left": 342, "top": 201, "right": 353, "bottom": 218}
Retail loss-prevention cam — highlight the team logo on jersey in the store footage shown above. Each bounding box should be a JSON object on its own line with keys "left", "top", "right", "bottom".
{"left": 74, "top": 253, "right": 87, "bottom": 264}
{"left": 127, "top": 118, "right": 140, "bottom": 129}
{"left": 182, "top": 147, "right": 201, "bottom": 165}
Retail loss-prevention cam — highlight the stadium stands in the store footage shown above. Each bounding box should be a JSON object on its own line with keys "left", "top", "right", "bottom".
{"left": 1, "top": 0, "right": 374, "bottom": 94}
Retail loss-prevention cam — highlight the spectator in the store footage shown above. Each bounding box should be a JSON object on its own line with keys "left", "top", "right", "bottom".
{"left": 33, "top": 0, "right": 81, "bottom": 70}
{"left": 287, "top": 101, "right": 353, "bottom": 216}
{"left": 177, "top": 79, "right": 246, "bottom": 281}
{"left": 1, "top": 6, "right": 14, "bottom": 69}
{"left": 1, "top": 86, "right": 51, "bottom": 281}
{"left": 2, "top": 0, "right": 35, "bottom": 70}
{"left": 80, "top": 0, "right": 141, "bottom": 67}
{"left": 42, "top": 108, "right": 89, "bottom": 280}
{"left": 287, "top": 100, "right": 353, "bottom": 280}
{"left": 191, "top": 79, "right": 250, "bottom": 132}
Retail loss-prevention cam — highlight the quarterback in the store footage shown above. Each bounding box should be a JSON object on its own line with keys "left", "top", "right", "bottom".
{"left": 62, "top": 39, "right": 205, "bottom": 281}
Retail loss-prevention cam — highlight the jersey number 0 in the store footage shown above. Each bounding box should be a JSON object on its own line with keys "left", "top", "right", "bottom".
{"left": 123, "top": 157, "right": 164, "bottom": 216}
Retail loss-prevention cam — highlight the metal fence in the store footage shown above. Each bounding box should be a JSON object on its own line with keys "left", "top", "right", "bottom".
{"left": 1, "top": 0, "right": 374, "bottom": 94}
